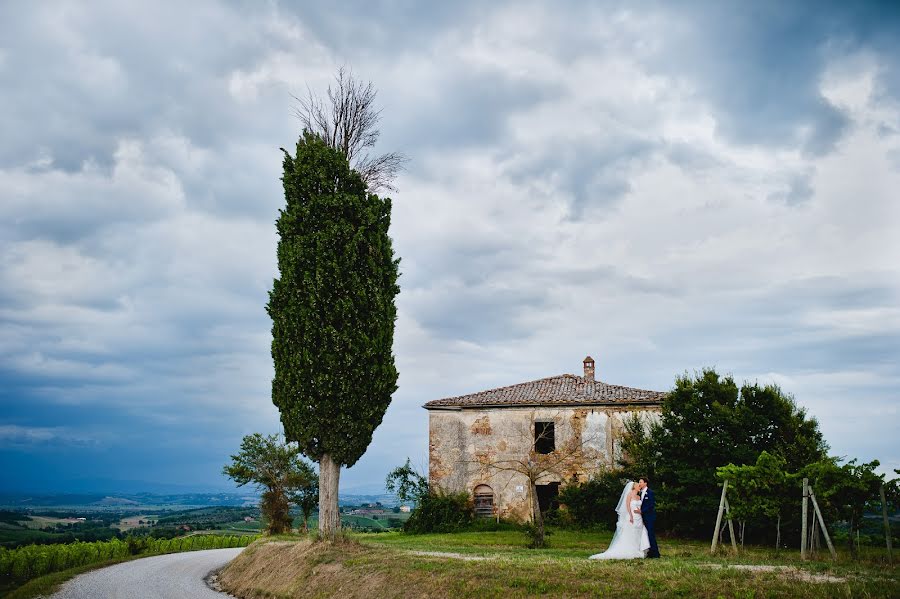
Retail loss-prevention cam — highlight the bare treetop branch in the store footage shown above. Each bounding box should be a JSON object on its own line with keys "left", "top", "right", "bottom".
{"left": 294, "top": 67, "right": 407, "bottom": 192}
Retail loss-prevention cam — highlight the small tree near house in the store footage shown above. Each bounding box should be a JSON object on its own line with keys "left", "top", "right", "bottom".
{"left": 473, "top": 410, "right": 600, "bottom": 548}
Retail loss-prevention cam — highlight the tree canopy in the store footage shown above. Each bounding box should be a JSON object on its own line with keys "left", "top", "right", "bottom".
{"left": 620, "top": 369, "right": 828, "bottom": 537}
{"left": 222, "top": 433, "right": 317, "bottom": 535}
{"left": 269, "top": 131, "right": 399, "bottom": 467}
{"left": 385, "top": 458, "right": 429, "bottom": 504}
{"left": 268, "top": 131, "right": 400, "bottom": 539}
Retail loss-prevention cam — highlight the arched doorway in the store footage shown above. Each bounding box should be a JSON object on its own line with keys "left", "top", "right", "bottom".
{"left": 473, "top": 484, "right": 494, "bottom": 518}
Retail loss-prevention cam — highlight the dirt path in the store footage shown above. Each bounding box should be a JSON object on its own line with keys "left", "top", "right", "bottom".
{"left": 702, "top": 563, "right": 846, "bottom": 583}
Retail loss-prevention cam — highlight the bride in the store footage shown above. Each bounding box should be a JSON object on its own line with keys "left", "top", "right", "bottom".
{"left": 589, "top": 481, "right": 650, "bottom": 560}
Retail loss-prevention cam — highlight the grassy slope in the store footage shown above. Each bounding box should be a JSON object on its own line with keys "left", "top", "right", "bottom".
{"left": 219, "top": 529, "right": 899, "bottom": 599}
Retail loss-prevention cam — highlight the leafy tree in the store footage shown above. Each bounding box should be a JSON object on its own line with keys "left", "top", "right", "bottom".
{"left": 557, "top": 469, "right": 629, "bottom": 531}
{"left": 268, "top": 132, "right": 400, "bottom": 540}
{"left": 286, "top": 462, "right": 318, "bottom": 533}
{"left": 473, "top": 410, "right": 596, "bottom": 548}
{"left": 385, "top": 458, "right": 429, "bottom": 504}
{"left": 885, "top": 470, "right": 900, "bottom": 511}
{"left": 717, "top": 451, "right": 789, "bottom": 549}
{"left": 801, "top": 458, "right": 884, "bottom": 557}
{"left": 620, "top": 369, "right": 827, "bottom": 537}
{"left": 222, "top": 433, "right": 317, "bottom": 535}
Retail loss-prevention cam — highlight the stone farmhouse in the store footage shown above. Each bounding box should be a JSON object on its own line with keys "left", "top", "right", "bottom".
{"left": 424, "top": 356, "right": 666, "bottom": 522}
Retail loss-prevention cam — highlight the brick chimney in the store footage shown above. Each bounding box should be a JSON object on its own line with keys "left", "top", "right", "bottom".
{"left": 583, "top": 356, "right": 595, "bottom": 381}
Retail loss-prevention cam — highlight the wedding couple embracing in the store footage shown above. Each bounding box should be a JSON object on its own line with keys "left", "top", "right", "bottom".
{"left": 589, "top": 477, "right": 660, "bottom": 560}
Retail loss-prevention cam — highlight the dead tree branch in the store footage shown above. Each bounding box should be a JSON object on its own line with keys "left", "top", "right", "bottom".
{"left": 294, "top": 67, "right": 407, "bottom": 192}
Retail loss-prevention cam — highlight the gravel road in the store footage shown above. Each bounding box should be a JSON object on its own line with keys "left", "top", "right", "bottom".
{"left": 50, "top": 547, "right": 244, "bottom": 599}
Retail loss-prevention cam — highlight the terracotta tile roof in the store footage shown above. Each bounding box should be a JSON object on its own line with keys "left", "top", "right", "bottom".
{"left": 423, "top": 374, "right": 667, "bottom": 409}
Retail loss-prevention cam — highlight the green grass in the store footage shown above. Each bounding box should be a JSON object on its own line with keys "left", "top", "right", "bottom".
{"left": 219, "top": 527, "right": 898, "bottom": 598}
{"left": 351, "top": 529, "right": 898, "bottom": 597}
{"left": 341, "top": 515, "right": 390, "bottom": 529}
{"left": 214, "top": 526, "right": 900, "bottom": 598}
{"left": 196, "top": 528, "right": 262, "bottom": 536}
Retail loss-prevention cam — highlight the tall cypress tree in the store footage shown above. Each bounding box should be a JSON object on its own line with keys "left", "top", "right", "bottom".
{"left": 268, "top": 131, "right": 400, "bottom": 540}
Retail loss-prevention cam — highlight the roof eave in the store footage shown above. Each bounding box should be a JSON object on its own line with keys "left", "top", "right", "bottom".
{"left": 423, "top": 399, "right": 664, "bottom": 411}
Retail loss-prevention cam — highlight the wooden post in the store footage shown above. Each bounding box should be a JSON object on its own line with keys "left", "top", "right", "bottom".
{"left": 712, "top": 480, "right": 729, "bottom": 553}
{"left": 724, "top": 498, "right": 738, "bottom": 552}
{"left": 801, "top": 478, "right": 809, "bottom": 560}
{"left": 881, "top": 485, "right": 893, "bottom": 563}
{"left": 809, "top": 489, "right": 836, "bottom": 559}
{"left": 776, "top": 513, "right": 781, "bottom": 552}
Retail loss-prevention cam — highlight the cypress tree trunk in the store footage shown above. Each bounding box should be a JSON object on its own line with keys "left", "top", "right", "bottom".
{"left": 318, "top": 454, "right": 341, "bottom": 541}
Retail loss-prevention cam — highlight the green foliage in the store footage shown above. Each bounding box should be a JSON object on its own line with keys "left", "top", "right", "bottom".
{"left": 268, "top": 132, "right": 400, "bottom": 468}
{"left": 716, "top": 451, "right": 791, "bottom": 548}
{"left": 884, "top": 470, "right": 900, "bottom": 511}
{"left": 260, "top": 490, "right": 293, "bottom": 536}
{"left": 557, "top": 470, "right": 629, "bottom": 531}
{"left": 403, "top": 492, "right": 473, "bottom": 534}
{"left": 385, "top": 458, "right": 429, "bottom": 504}
{"left": 286, "top": 463, "right": 319, "bottom": 533}
{"left": 620, "top": 368, "right": 828, "bottom": 537}
{"left": 800, "top": 458, "right": 885, "bottom": 556}
{"left": 0, "top": 512, "right": 30, "bottom": 525}
{"left": 222, "top": 433, "right": 317, "bottom": 534}
{"left": 717, "top": 451, "right": 788, "bottom": 523}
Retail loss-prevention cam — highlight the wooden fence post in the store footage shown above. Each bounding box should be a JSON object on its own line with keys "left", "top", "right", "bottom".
{"left": 711, "top": 480, "right": 728, "bottom": 553}
{"left": 801, "top": 478, "right": 809, "bottom": 560}
{"left": 881, "top": 485, "right": 893, "bottom": 563}
{"left": 809, "top": 489, "right": 836, "bottom": 560}
{"left": 724, "top": 497, "right": 738, "bottom": 552}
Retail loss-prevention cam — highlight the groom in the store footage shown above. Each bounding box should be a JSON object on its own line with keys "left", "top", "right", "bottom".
{"left": 636, "top": 477, "right": 660, "bottom": 558}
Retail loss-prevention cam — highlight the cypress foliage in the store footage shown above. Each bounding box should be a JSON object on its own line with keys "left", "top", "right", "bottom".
{"left": 268, "top": 131, "right": 400, "bottom": 537}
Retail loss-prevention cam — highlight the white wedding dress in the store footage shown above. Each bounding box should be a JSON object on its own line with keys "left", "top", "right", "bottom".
{"left": 589, "top": 485, "right": 651, "bottom": 560}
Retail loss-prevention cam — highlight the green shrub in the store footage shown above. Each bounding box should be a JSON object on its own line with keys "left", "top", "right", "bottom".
{"left": 403, "top": 492, "right": 473, "bottom": 534}
{"left": 558, "top": 471, "right": 629, "bottom": 531}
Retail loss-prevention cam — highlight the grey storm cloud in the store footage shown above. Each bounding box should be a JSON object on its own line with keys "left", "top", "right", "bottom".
{"left": 1, "top": 0, "right": 899, "bottom": 491}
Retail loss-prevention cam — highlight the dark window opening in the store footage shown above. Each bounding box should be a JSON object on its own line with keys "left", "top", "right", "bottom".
{"left": 534, "top": 421, "right": 555, "bottom": 454}
{"left": 536, "top": 482, "right": 560, "bottom": 513}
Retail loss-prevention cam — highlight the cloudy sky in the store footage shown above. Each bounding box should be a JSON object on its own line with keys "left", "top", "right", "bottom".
{"left": 1, "top": 1, "right": 898, "bottom": 494}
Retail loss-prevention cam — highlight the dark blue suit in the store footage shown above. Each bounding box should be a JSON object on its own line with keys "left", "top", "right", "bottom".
{"left": 641, "top": 488, "right": 660, "bottom": 558}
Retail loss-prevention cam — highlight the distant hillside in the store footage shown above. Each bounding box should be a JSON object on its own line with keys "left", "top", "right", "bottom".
{"left": 0, "top": 491, "right": 401, "bottom": 510}
{"left": 0, "top": 493, "right": 259, "bottom": 509}
{"left": 93, "top": 496, "right": 140, "bottom": 506}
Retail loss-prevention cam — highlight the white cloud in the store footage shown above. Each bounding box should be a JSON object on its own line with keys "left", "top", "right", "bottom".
{"left": 0, "top": 1, "right": 898, "bottom": 490}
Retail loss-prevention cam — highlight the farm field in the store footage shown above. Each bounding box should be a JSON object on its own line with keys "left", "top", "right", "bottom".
{"left": 116, "top": 515, "right": 158, "bottom": 531}
{"left": 19, "top": 516, "right": 83, "bottom": 530}
{"left": 219, "top": 529, "right": 899, "bottom": 599}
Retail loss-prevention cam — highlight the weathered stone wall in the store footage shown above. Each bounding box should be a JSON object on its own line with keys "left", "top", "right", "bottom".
{"left": 428, "top": 406, "right": 660, "bottom": 522}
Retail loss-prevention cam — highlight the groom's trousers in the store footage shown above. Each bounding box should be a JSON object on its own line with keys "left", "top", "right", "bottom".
{"left": 645, "top": 517, "right": 660, "bottom": 558}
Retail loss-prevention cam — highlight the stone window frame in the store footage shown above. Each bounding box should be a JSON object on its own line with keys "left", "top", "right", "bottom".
{"left": 534, "top": 420, "right": 555, "bottom": 454}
